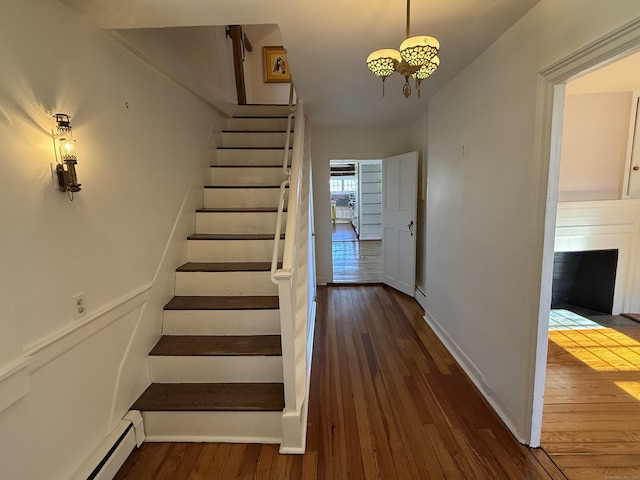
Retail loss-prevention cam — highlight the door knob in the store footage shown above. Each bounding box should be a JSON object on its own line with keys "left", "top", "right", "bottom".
{"left": 634, "top": 166, "right": 639, "bottom": 171}
{"left": 407, "top": 220, "right": 414, "bottom": 237}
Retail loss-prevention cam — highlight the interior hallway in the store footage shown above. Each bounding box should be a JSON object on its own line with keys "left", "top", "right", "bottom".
{"left": 115, "top": 286, "right": 564, "bottom": 479}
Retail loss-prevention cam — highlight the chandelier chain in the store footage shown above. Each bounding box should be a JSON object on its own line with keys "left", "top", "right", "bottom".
{"left": 406, "top": 0, "right": 411, "bottom": 38}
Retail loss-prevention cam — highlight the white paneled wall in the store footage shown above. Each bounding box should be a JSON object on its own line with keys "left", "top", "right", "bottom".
{"left": 359, "top": 162, "right": 382, "bottom": 239}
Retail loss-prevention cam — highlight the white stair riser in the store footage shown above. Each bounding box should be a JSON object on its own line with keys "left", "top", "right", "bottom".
{"left": 175, "top": 271, "right": 277, "bottom": 296}
{"left": 216, "top": 149, "right": 288, "bottom": 166}
{"left": 149, "top": 356, "right": 283, "bottom": 383}
{"left": 196, "top": 212, "right": 285, "bottom": 234}
{"left": 204, "top": 188, "right": 282, "bottom": 208}
{"left": 163, "top": 310, "right": 280, "bottom": 336}
{"left": 221, "top": 132, "right": 292, "bottom": 148}
{"left": 226, "top": 117, "right": 291, "bottom": 131}
{"left": 234, "top": 105, "right": 291, "bottom": 117}
{"left": 188, "top": 239, "right": 284, "bottom": 262}
{"left": 210, "top": 167, "right": 287, "bottom": 186}
{"left": 141, "top": 411, "right": 282, "bottom": 443}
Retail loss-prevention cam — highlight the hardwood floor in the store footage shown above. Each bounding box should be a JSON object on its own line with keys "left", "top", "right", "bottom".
{"left": 542, "top": 326, "right": 640, "bottom": 480}
{"left": 115, "top": 286, "right": 563, "bottom": 479}
{"left": 331, "top": 222, "right": 358, "bottom": 242}
{"left": 332, "top": 223, "right": 382, "bottom": 283}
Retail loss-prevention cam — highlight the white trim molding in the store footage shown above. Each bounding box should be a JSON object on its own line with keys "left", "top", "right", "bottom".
{"left": 71, "top": 419, "right": 137, "bottom": 480}
{"left": 0, "top": 355, "right": 33, "bottom": 414}
{"left": 24, "top": 284, "right": 152, "bottom": 374}
{"left": 414, "top": 287, "right": 427, "bottom": 310}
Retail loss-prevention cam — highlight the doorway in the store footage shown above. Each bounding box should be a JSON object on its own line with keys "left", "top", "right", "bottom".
{"left": 330, "top": 159, "right": 382, "bottom": 283}
{"left": 533, "top": 34, "right": 640, "bottom": 475}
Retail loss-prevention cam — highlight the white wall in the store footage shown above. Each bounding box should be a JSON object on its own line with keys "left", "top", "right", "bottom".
{"left": 0, "top": 0, "right": 228, "bottom": 478}
{"left": 113, "top": 26, "right": 237, "bottom": 115}
{"left": 243, "top": 24, "right": 290, "bottom": 105}
{"left": 559, "top": 92, "right": 632, "bottom": 201}
{"left": 311, "top": 127, "right": 413, "bottom": 284}
{"left": 423, "top": 0, "right": 640, "bottom": 443}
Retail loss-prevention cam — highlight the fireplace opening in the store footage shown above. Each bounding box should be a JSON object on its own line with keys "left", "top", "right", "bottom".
{"left": 552, "top": 249, "right": 618, "bottom": 314}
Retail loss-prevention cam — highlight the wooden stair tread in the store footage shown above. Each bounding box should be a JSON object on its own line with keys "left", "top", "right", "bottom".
{"left": 177, "top": 262, "right": 281, "bottom": 272}
{"left": 222, "top": 130, "right": 288, "bottom": 133}
{"left": 231, "top": 115, "right": 290, "bottom": 119}
{"left": 164, "top": 295, "right": 279, "bottom": 310}
{"left": 204, "top": 185, "right": 283, "bottom": 189}
{"left": 196, "top": 207, "right": 282, "bottom": 213}
{"left": 210, "top": 165, "right": 285, "bottom": 169}
{"left": 240, "top": 103, "right": 290, "bottom": 106}
{"left": 210, "top": 166, "right": 291, "bottom": 168}
{"left": 216, "top": 147, "right": 291, "bottom": 150}
{"left": 132, "top": 382, "right": 284, "bottom": 411}
{"left": 150, "top": 335, "right": 282, "bottom": 356}
{"left": 188, "top": 233, "right": 284, "bottom": 240}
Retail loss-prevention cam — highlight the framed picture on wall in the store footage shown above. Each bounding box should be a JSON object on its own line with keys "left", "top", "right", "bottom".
{"left": 263, "top": 46, "right": 291, "bottom": 83}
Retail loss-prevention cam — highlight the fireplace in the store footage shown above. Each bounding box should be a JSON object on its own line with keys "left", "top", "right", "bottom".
{"left": 552, "top": 249, "right": 618, "bottom": 314}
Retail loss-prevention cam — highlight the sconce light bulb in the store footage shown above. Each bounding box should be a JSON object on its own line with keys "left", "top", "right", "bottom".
{"left": 52, "top": 113, "right": 81, "bottom": 197}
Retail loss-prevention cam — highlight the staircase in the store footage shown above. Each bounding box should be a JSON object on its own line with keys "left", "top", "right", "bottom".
{"left": 132, "top": 104, "right": 295, "bottom": 444}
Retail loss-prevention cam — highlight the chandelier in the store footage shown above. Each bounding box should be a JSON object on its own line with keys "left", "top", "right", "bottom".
{"left": 366, "top": 0, "right": 440, "bottom": 99}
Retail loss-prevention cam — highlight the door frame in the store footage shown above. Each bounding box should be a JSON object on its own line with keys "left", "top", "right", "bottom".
{"left": 528, "top": 18, "right": 640, "bottom": 447}
{"left": 622, "top": 91, "right": 640, "bottom": 198}
{"left": 329, "top": 158, "right": 383, "bottom": 282}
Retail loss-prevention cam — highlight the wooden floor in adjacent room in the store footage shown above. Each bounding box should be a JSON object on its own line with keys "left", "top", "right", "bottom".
{"left": 542, "top": 326, "right": 640, "bottom": 480}
{"left": 332, "top": 223, "right": 381, "bottom": 283}
{"left": 115, "top": 286, "right": 565, "bottom": 479}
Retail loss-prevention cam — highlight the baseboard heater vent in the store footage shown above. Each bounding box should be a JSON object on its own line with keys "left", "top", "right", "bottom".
{"left": 73, "top": 411, "right": 145, "bottom": 480}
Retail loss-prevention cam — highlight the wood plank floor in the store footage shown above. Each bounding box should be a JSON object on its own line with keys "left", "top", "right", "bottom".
{"left": 542, "top": 326, "right": 640, "bottom": 480}
{"left": 332, "top": 239, "right": 382, "bottom": 283}
{"left": 332, "top": 222, "right": 358, "bottom": 242}
{"left": 115, "top": 286, "right": 564, "bottom": 479}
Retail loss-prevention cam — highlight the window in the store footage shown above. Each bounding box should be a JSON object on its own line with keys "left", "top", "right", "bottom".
{"left": 330, "top": 176, "right": 357, "bottom": 193}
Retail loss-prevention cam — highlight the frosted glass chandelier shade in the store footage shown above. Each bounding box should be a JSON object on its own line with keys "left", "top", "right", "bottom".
{"left": 411, "top": 56, "right": 440, "bottom": 80}
{"left": 399, "top": 36, "right": 440, "bottom": 66}
{"left": 366, "top": 49, "right": 402, "bottom": 77}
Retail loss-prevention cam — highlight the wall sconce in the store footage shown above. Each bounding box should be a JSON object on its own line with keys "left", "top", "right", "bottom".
{"left": 52, "top": 113, "right": 81, "bottom": 199}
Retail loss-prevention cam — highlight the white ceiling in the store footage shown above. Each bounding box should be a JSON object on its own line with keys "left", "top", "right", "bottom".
{"left": 62, "top": 0, "right": 540, "bottom": 127}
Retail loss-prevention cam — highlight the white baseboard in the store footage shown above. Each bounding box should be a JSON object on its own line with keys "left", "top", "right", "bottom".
{"left": 414, "top": 287, "right": 427, "bottom": 310}
{"left": 422, "top": 307, "right": 525, "bottom": 444}
{"left": 71, "top": 420, "right": 138, "bottom": 480}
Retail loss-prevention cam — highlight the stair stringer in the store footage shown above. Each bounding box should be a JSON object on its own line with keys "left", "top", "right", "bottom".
{"left": 109, "top": 113, "right": 225, "bottom": 429}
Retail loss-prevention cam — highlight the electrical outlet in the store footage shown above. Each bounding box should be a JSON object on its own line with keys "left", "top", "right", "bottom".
{"left": 72, "top": 293, "right": 86, "bottom": 320}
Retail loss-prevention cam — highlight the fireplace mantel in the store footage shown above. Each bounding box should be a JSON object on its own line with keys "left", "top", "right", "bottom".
{"left": 555, "top": 199, "right": 640, "bottom": 314}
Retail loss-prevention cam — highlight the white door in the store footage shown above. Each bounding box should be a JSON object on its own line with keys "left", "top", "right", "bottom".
{"left": 382, "top": 152, "right": 418, "bottom": 296}
{"left": 626, "top": 94, "right": 640, "bottom": 197}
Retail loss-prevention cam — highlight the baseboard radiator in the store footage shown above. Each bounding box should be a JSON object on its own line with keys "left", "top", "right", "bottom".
{"left": 72, "top": 411, "right": 145, "bottom": 480}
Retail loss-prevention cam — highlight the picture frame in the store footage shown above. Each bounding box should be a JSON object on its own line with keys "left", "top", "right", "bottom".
{"left": 263, "top": 46, "right": 291, "bottom": 83}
